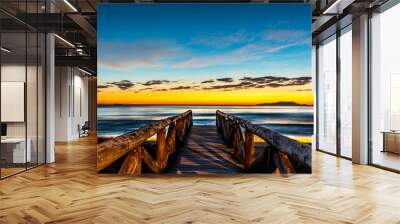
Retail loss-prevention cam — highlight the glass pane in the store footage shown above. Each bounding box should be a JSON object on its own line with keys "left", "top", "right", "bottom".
{"left": 27, "top": 0, "right": 39, "bottom": 170}
{"left": 371, "top": 4, "right": 400, "bottom": 171}
{"left": 317, "top": 36, "right": 337, "bottom": 154}
{"left": 339, "top": 28, "right": 352, "bottom": 158}
{"left": 38, "top": 33, "right": 45, "bottom": 165}
{"left": 27, "top": 30, "right": 38, "bottom": 169}
{"left": 1, "top": 30, "right": 27, "bottom": 177}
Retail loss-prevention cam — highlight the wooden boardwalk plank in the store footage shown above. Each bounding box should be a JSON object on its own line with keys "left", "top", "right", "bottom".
{"left": 165, "top": 126, "right": 244, "bottom": 174}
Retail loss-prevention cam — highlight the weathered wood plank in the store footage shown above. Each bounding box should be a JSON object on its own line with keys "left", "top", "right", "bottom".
{"left": 142, "top": 147, "right": 162, "bottom": 173}
{"left": 177, "top": 117, "right": 186, "bottom": 143}
{"left": 278, "top": 152, "right": 296, "bottom": 174}
{"left": 216, "top": 110, "right": 311, "bottom": 173}
{"left": 165, "top": 126, "right": 244, "bottom": 174}
{"left": 97, "top": 110, "right": 192, "bottom": 172}
{"left": 97, "top": 118, "right": 172, "bottom": 172}
{"left": 118, "top": 147, "right": 142, "bottom": 175}
{"left": 231, "top": 125, "right": 244, "bottom": 160}
{"left": 156, "top": 127, "right": 167, "bottom": 168}
{"left": 244, "top": 130, "right": 254, "bottom": 170}
{"left": 166, "top": 121, "right": 177, "bottom": 153}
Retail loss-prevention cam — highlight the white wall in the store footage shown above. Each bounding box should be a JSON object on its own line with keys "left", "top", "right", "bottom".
{"left": 1, "top": 65, "right": 41, "bottom": 139}
{"left": 1, "top": 63, "right": 46, "bottom": 164}
{"left": 55, "top": 67, "right": 69, "bottom": 141}
{"left": 72, "top": 73, "right": 89, "bottom": 138}
{"left": 1, "top": 65, "right": 26, "bottom": 138}
{"left": 54, "top": 67, "right": 89, "bottom": 141}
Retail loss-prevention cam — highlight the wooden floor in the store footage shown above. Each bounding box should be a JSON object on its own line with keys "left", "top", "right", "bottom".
{"left": 0, "top": 167, "right": 26, "bottom": 178}
{"left": 372, "top": 150, "right": 400, "bottom": 171}
{"left": 165, "top": 126, "right": 244, "bottom": 174}
{"left": 1, "top": 137, "right": 400, "bottom": 223}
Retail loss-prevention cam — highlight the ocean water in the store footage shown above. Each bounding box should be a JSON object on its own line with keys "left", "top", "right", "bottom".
{"left": 97, "top": 105, "right": 314, "bottom": 138}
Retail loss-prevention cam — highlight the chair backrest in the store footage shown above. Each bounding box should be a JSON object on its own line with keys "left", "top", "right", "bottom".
{"left": 82, "top": 121, "right": 90, "bottom": 129}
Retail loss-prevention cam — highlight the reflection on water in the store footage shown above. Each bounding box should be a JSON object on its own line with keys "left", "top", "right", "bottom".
{"left": 98, "top": 105, "right": 314, "bottom": 140}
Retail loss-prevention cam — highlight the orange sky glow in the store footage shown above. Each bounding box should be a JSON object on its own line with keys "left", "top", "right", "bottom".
{"left": 97, "top": 84, "right": 313, "bottom": 106}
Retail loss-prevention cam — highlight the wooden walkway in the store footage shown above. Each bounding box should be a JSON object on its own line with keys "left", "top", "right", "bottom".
{"left": 165, "top": 126, "right": 244, "bottom": 174}
{"left": 97, "top": 110, "right": 311, "bottom": 175}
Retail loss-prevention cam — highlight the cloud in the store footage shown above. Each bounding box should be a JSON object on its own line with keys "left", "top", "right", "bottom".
{"left": 263, "top": 29, "right": 309, "bottom": 43}
{"left": 239, "top": 76, "right": 290, "bottom": 84}
{"left": 107, "top": 80, "right": 134, "bottom": 90}
{"left": 104, "top": 75, "right": 311, "bottom": 93}
{"left": 173, "top": 41, "right": 305, "bottom": 69}
{"left": 142, "top": 80, "right": 171, "bottom": 86}
{"left": 191, "top": 30, "right": 252, "bottom": 49}
{"left": 265, "top": 42, "right": 307, "bottom": 53}
{"left": 216, "top": 78, "right": 234, "bottom": 83}
{"left": 287, "top": 77, "right": 312, "bottom": 86}
{"left": 202, "top": 82, "right": 257, "bottom": 91}
{"left": 173, "top": 27, "right": 310, "bottom": 69}
{"left": 201, "top": 79, "right": 215, "bottom": 84}
{"left": 97, "top": 84, "right": 111, "bottom": 89}
{"left": 133, "top": 87, "right": 155, "bottom": 93}
{"left": 239, "top": 76, "right": 311, "bottom": 87}
{"left": 155, "top": 89, "right": 168, "bottom": 92}
{"left": 202, "top": 75, "right": 311, "bottom": 91}
{"left": 296, "top": 88, "right": 312, "bottom": 92}
{"left": 98, "top": 40, "right": 182, "bottom": 70}
{"left": 99, "top": 28, "right": 310, "bottom": 71}
{"left": 169, "top": 86, "right": 193, "bottom": 90}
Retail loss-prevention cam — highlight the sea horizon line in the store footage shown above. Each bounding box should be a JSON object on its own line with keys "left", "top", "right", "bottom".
{"left": 97, "top": 103, "right": 314, "bottom": 107}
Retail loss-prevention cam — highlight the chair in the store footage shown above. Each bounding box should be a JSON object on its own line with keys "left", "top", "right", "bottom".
{"left": 79, "top": 121, "right": 90, "bottom": 138}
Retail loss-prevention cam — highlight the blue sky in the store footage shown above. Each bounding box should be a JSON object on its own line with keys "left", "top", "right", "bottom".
{"left": 98, "top": 3, "right": 311, "bottom": 85}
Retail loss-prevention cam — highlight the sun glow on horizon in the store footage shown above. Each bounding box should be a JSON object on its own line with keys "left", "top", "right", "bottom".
{"left": 97, "top": 84, "right": 314, "bottom": 106}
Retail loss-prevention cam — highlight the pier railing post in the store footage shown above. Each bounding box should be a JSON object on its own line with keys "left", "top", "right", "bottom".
{"left": 118, "top": 146, "right": 142, "bottom": 175}
{"left": 231, "top": 123, "right": 243, "bottom": 161}
{"left": 166, "top": 121, "right": 177, "bottom": 153}
{"left": 98, "top": 110, "right": 192, "bottom": 174}
{"left": 216, "top": 113, "right": 221, "bottom": 133}
{"left": 177, "top": 117, "right": 185, "bottom": 144}
{"left": 156, "top": 127, "right": 167, "bottom": 168}
{"left": 214, "top": 110, "right": 311, "bottom": 173}
{"left": 244, "top": 130, "right": 254, "bottom": 170}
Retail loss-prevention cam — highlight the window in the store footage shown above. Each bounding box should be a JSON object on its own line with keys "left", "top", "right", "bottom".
{"left": 0, "top": 2, "right": 46, "bottom": 179}
{"left": 339, "top": 27, "right": 352, "bottom": 158}
{"left": 317, "top": 35, "right": 337, "bottom": 154}
{"left": 370, "top": 3, "right": 400, "bottom": 171}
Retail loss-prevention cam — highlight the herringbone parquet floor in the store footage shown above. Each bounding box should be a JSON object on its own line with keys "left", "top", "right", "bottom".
{"left": 1, "top": 136, "right": 400, "bottom": 223}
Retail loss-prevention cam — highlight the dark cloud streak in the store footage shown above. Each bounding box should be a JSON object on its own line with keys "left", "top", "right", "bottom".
{"left": 216, "top": 78, "right": 234, "bottom": 82}
{"left": 134, "top": 87, "right": 153, "bottom": 93}
{"left": 203, "top": 75, "right": 311, "bottom": 91}
{"left": 169, "top": 85, "right": 194, "bottom": 90}
{"left": 107, "top": 75, "right": 311, "bottom": 93}
{"left": 142, "top": 80, "right": 171, "bottom": 86}
{"left": 201, "top": 79, "right": 215, "bottom": 84}
{"left": 107, "top": 80, "right": 134, "bottom": 90}
{"left": 98, "top": 84, "right": 111, "bottom": 89}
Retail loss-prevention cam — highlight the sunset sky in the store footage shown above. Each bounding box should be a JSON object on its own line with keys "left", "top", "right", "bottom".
{"left": 97, "top": 4, "right": 312, "bottom": 106}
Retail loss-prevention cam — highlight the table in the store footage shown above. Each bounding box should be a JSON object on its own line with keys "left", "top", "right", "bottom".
{"left": 382, "top": 131, "right": 400, "bottom": 154}
{"left": 1, "top": 138, "right": 31, "bottom": 163}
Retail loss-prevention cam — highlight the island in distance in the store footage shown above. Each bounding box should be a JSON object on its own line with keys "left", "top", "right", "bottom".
{"left": 257, "top": 101, "right": 312, "bottom": 107}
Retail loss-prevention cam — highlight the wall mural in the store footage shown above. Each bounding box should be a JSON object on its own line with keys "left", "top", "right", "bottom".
{"left": 97, "top": 4, "right": 312, "bottom": 175}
